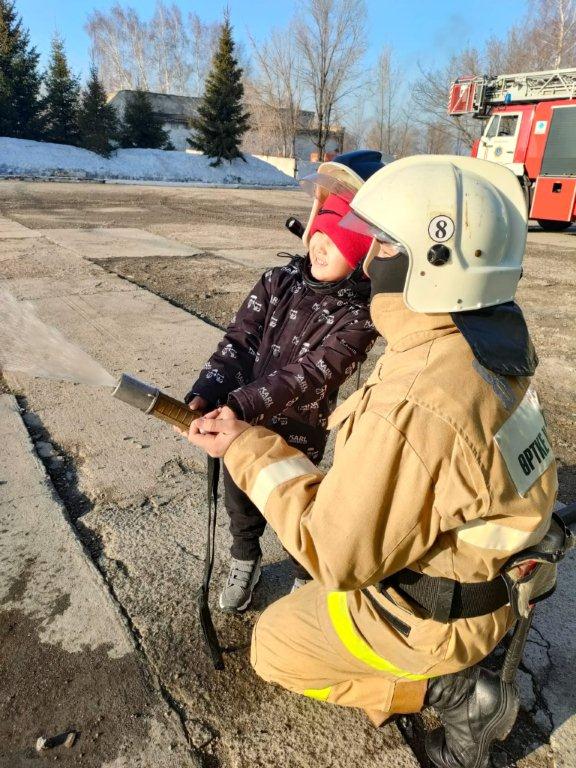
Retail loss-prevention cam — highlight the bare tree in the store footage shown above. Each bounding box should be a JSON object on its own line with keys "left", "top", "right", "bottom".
{"left": 365, "top": 45, "right": 421, "bottom": 158}
{"left": 86, "top": 2, "right": 221, "bottom": 95}
{"left": 412, "top": 48, "right": 485, "bottom": 153}
{"left": 338, "top": 91, "right": 369, "bottom": 151}
{"left": 483, "top": 25, "right": 540, "bottom": 74}
{"left": 150, "top": 3, "right": 191, "bottom": 94}
{"left": 364, "top": 109, "right": 418, "bottom": 159}
{"left": 371, "top": 46, "right": 402, "bottom": 156}
{"left": 295, "top": 0, "right": 367, "bottom": 160}
{"left": 241, "top": 81, "right": 283, "bottom": 155}
{"left": 86, "top": 4, "right": 147, "bottom": 91}
{"left": 248, "top": 28, "right": 303, "bottom": 157}
{"left": 392, "top": 113, "right": 420, "bottom": 158}
{"left": 188, "top": 13, "right": 221, "bottom": 96}
{"left": 124, "top": 7, "right": 149, "bottom": 89}
{"left": 420, "top": 121, "right": 454, "bottom": 154}
{"left": 476, "top": 1, "right": 576, "bottom": 76}
{"left": 412, "top": 0, "right": 576, "bottom": 157}
{"left": 534, "top": 0, "right": 576, "bottom": 67}
{"left": 337, "top": 47, "right": 419, "bottom": 159}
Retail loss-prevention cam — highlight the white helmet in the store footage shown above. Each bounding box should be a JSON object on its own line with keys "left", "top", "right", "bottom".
{"left": 341, "top": 155, "right": 527, "bottom": 313}
{"left": 300, "top": 160, "right": 368, "bottom": 248}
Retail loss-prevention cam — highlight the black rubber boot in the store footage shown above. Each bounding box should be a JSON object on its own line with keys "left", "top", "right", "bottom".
{"left": 424, "top": 667, "right": 519, "bottom": 768}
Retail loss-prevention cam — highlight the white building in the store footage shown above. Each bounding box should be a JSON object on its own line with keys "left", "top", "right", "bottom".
{"left": 107, "top": 90, "right": 344, "bottom": 160}
{"left": 107, "top": 90, "right": 201, "bottom": 151}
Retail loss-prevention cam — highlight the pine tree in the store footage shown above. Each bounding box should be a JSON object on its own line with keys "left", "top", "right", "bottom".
{"left": 0, "top": 0, "right": 45, "bottom": 138}
{"left": 119, "top": 90, "right": 172, "bottom": 150}
{"left": 187, "top": 13, "right": 250, "bottom": 166}
{"left": 78, "top": 65, "right": 118, "bottom": 157}
{"left": 43, "top": 34, "right": 80, "bottom": 145}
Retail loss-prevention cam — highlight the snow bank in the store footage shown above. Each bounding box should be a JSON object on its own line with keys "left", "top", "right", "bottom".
{"left": 0, "top": 137, "right": 298, "bottom": 187}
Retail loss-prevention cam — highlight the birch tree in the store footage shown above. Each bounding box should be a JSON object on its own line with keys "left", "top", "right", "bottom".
{"left": 249, "top": 28, "right": 302, "bottom": 157}
{"left": 535, "top": 0, "right": 576, "bottom": 67}
{"left": 295, "top": 0, "right": 367, "bottom": 160}
{"left": 86, "top": 2, "right": 221, "bottom": 95}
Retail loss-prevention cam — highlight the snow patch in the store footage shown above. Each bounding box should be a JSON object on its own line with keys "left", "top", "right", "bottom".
{"left": 0, "top": 137, "right": 298, "bottom": 187}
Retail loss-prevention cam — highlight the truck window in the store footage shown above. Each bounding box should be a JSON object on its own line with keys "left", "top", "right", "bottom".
{"left": 541, "top": 106, "right": 576, "bottom": 176}
{"left": 497, "top": 115, "right": 519, "bottom": 137}
{"left": 485, "top": 116, "right": 499, "bottom": 139}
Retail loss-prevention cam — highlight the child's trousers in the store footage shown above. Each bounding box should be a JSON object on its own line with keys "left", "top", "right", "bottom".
{"left": 223, "top": 466, "right": 310, "bottom": 580}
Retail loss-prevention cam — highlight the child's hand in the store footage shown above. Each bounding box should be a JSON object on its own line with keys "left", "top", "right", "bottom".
{"left": 215, "top": 405, "right": 238, "bottom": 421}
{"left": 173, "top": 400, "right": 218, "bottom": 438}
{"left": 188, "top": 395, "right": 208, "bottom": 411}
{"left": 187, "top": 413, "right": 250, "bottom": 457}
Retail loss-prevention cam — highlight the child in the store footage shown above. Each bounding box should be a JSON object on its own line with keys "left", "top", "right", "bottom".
{"left": 186, "top": 150, "right": 383, "bottom": 612}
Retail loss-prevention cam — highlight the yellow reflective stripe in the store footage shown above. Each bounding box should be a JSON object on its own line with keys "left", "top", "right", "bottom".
{"left": 327, "top": 591, "right": 431, "bottom": 681}
{"left": 303, "top": 686, "right": 332, "bottom": 701}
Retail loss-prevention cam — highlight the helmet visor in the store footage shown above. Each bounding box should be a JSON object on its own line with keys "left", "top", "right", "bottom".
{"left": 339, "top": 211, "right": 402, "bottom": 246}
{"left": 299, "top": 173, "right": 357, "bottom": 203}
{"left": 340, "top": 211, "right": 408, "bottom": 274}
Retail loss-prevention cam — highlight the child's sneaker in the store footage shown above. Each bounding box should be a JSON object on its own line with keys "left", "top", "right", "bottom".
{"left": 219, "top": 556, "right": 262, "bottom": 612}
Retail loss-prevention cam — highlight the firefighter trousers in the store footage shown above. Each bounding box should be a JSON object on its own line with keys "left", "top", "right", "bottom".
{"left": 250, "top": 581, "right": 428, "bottom": 726}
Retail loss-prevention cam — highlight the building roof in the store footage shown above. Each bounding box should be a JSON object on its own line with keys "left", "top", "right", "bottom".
{"left": 107, "top": 90, "right": 201, "bottom": 118}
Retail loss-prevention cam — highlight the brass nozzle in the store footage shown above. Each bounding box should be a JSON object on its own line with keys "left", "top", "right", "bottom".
{"left": 112, "top": 373, "right": 203, "bottom": 430}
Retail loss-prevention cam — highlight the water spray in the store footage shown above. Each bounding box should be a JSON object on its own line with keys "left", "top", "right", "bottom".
{"left": 0, "top": 287, "right": 223, "bottom": 669}
{"left": 111, "top": 373, "right": 202, "bottom": 430}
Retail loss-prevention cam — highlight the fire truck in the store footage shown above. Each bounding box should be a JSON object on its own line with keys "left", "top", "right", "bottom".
{"left": 448, "top": 68, "right": 576, "bottom": 230}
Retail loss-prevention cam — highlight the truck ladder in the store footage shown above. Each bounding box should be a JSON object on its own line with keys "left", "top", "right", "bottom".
{"left": 486, "top": 68, "right": 576, "bottom": 103}
{"left": 449, "top": 68, "right": 576, "bottom": 116}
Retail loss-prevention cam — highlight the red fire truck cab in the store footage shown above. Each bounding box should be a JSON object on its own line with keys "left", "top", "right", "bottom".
{"left": 449, "top": 70, "right": 576, "bottom": 231}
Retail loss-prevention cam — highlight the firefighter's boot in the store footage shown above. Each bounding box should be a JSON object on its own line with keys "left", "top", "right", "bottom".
{"left": 424, "top": 667, "right": 519, "bottom": 768}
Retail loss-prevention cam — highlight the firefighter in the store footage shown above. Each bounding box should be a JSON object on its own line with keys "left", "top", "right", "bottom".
{"left": 185, "top": 156, "right": 558, "bottom": 768}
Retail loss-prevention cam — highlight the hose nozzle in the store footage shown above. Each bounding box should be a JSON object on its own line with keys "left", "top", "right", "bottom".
{"left": 112, "top": 373, "right": 202, "bottom": 430}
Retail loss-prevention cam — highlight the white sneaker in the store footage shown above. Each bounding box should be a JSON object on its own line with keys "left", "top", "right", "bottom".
{"left": 219, "top": 556, "right": 262, "bottom": 612}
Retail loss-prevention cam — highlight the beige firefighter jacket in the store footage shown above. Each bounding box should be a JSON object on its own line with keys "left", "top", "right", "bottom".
{"left": 224, "top": 294, "right": 558, "bottom": 678}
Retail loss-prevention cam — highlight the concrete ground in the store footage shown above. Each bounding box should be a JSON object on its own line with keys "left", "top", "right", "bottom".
{"left": 0, "top": 395, "right": 198, "bottom": 768}
{"left": 0, "top": 180, "right": 575, "bottom": 768}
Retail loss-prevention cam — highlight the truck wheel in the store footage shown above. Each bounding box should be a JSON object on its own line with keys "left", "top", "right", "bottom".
{"left": 537, "top": 219, "right": 572, "bottom": 232}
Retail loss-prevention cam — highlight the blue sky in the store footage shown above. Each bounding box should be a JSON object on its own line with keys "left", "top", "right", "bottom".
{"left": 17, "top": 0, "right": 528, "bottom": 84}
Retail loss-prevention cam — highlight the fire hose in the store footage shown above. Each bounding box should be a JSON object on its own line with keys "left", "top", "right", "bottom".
{"left": 112, "top": 373, "right": 224, "bottom": 669}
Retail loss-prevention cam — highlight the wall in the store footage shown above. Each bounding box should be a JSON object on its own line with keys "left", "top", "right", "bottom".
{"left": 294, "top": 133, "right": 342, "bottom": 161}
{"left": 253, "top": 155, "right": 296, "bottom": 177}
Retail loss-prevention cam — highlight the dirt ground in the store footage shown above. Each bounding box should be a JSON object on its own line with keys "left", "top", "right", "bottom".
{"left": 1, "top": 180, "right": 575, "bottom": 768}
{"left": 0, "top": 179, "right": 310, "bottom": 238}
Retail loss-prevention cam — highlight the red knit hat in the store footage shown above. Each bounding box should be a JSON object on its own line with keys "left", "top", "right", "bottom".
{"left": 309, "top": 193, "right": 372, "bottom": 268}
